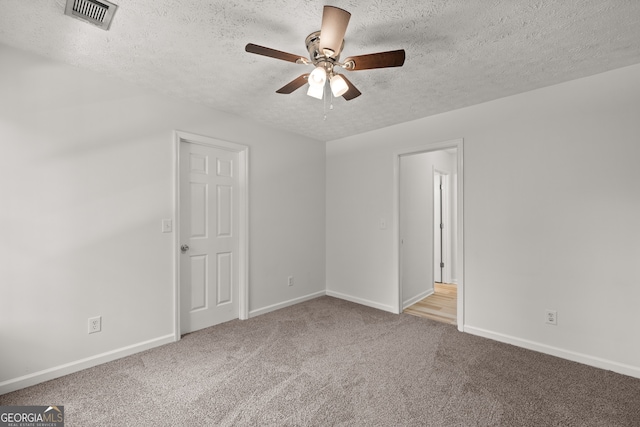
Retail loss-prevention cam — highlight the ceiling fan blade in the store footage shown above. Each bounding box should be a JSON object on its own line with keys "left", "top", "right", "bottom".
{"left": 276, "top": 74, "right": 310, "bottom": 94}
{"left": 343, "top": 49, "right": 406, "bottom": 70}
{"left": 319, "top": 6, "right": 351, "bottom": 58}
{"left": 245, "top": 43, "right": 307, "bottom": 64}
{"left": 339, "top": 75, "right": 361, "bottom": 101}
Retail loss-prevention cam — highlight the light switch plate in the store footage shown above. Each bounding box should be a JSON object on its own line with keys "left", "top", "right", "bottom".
{"left": 162, "top": 219, "right": 172, "bottom": 233}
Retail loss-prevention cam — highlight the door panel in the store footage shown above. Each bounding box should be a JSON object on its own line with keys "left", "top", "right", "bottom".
{"left": 217, "top": 185, "right": 232, "bottom": 236}
{"left": 190, "top": 183, "right": 207, "bottom": 237}
{"left": 180, "top": 141, "right": 239, "bottom": 334}
{"left": 190, "top": 254, "right": 207, "bottom": 310}
{"left": 217, "top": 252, "right": 232, "bottom": 304}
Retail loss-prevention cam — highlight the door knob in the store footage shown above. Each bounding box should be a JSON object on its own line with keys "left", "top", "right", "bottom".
{"left": 180, "top": 244, "right": 190, "bottom": 252}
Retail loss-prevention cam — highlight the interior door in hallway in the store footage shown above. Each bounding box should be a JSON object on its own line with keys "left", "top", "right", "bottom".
{"left": 434, "top": 173, "right": 443, "bottom": 283}
{"left": 180, "top": 141, "right": 239, "bottom": 334}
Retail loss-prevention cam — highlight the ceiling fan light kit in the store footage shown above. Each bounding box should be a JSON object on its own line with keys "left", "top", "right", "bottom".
{"left": 330, "top": 74, "right": 349, "bottom": 97}
{"left": 307, "top": 84, "right": 324, "bottom": 100}
{"left": 309, "top": 66, "right": 328, "bottom": 87}
{"left": 245, "top": 5, "right": 406, "bottom": 102}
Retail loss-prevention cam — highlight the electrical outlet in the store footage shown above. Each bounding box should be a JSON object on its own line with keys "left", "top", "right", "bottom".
{"left": 88, "top": 316, "right": 102, "bottom": 334}
{"left": 545, "top": 310, "right": 557, "bottom": 325}
{"left": 288, "top": 276, "right": 294, "bottom": 287}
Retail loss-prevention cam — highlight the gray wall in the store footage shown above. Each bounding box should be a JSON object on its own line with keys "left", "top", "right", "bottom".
{"left": 326, "top": 63, "right": 640, "bottom": 377}
{"left": 0, "top": 45, "right": 326, "bottom": 392}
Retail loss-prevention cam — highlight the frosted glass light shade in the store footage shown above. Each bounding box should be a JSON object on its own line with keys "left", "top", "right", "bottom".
{"left": 307, "top": 84, "right": 324, "bottom": 99}
{"left": 308, "top": 66, "right": 327, "bottom": 87}
{"left": 330, "top": 75, "right": 348, "bottom": 97}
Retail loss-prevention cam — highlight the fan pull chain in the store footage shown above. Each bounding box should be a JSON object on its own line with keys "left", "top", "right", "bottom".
{"left": 329, "top": 81, "right": 334, "bottom": 111}
{"left": 323, "top": 82, "right": 328, "bottom": 121}
{"left": 323, "top": 83, "right": 334, "bottom": 121}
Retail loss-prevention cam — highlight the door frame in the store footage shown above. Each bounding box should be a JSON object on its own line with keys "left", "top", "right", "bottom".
{"left": 173, "top": 130, "right": 249, "bottom": 341}
{"left": 394, "top": 138, "right": 464, "bottom": 331}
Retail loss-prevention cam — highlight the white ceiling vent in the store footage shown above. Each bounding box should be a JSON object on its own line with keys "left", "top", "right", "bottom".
{"left": 64, "top": 0, "right": 118, "bottom": 30}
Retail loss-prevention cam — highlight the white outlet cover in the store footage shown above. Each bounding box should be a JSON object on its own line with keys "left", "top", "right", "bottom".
{"left": 88, "top": 316, "right": 102, "bottom": 334}
{"left": 545, "top": 310, "right": 557, "bottom": 325}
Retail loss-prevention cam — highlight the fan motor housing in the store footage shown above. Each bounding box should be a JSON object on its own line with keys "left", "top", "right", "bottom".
{"left": 305, "top": 31, "right": 343, "bottom": 63}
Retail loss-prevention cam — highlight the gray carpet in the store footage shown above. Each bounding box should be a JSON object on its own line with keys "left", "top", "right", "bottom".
{"left": 2, "top": 296, "right": 639, "bottom": 426}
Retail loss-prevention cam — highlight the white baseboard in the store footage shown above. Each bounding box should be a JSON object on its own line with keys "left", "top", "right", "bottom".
{"left": 464, "top": 326, "right": 640, "bottom": 380}
{"left": 0, "top": 334, "right": 176, "bottom": 395}
{"left": 403, "top": 289, "right": 434, "bottom": 310}
{"left": 326, "top": 290, "right": 397, "bottom": 314}
{"left": 249, "top": 291, "right": 326, "bottom": 318}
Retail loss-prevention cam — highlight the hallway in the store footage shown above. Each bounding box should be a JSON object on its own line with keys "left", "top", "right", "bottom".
{"left": 404, "top": 283, "right": 457, "bottom": 325}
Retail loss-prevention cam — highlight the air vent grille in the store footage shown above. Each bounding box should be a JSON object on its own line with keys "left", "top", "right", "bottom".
{"left": 65, "top": 0, "right": 118, "bottom": 30}
{"left": 74, "top": 0, "right": 108, "bottom": 22}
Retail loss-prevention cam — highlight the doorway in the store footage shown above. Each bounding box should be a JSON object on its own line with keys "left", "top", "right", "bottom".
{"left": 174, "top": 131, "right": 249, "bottom": 340}
{"left": 396, "top": 139, "right": 463, "bottom": 330}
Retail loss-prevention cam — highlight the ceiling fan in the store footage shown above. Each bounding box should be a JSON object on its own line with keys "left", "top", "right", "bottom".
{"left": 245, "top": 5, "right": 405, "bottom": 101}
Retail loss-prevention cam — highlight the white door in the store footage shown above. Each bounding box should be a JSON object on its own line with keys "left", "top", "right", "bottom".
{"left": 434, "top": 173, "right": 443, "bottom": 283}
{"left": 180, "top": 141, "right": 239, "bottom": 334}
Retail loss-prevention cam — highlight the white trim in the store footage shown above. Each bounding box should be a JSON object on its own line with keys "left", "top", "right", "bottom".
{"left": 173, "top": 130, "right": 250, "bottom": 340}
{"left": 403, "top": 289, "right": 434, "bottom": 310}
{"left": 0, "top": 334, "right": 175, "bottom": 395}
{"left": 173, "top": 135, "right": 180, "bottom": 342}
{"left": 456, "top": 143, "right": 464, "bottom": 332}
{"left": 326, "top": 290, "right": 397, "bottom": 314}
{"left": 249, "top": 291, "right": 326, "bottom": 318}
{"left": 465, "top": 326, "right": 640, "bottom": 380}
{"left": 394, "top": 139, "right": 465, "bottom": 331}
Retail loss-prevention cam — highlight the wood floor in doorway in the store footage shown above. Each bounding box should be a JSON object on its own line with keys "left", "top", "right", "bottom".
{"left": 404, "top": 283, "right": 457, "bottom": 325}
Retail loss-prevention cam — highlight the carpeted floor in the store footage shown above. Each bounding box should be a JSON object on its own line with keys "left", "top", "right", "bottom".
{"left": 2, "top": 296, "right": 639, "bottom": 426}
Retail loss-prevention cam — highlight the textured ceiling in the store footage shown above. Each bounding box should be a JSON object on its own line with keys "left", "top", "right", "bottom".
{"left": 1, "top": 1, "right": 640, "bottom": 142}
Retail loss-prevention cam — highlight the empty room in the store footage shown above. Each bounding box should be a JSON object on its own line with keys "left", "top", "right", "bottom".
{"left": 1, "top": 1, "right": 639, "bottom": 425}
